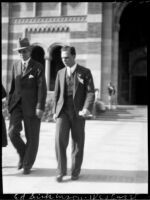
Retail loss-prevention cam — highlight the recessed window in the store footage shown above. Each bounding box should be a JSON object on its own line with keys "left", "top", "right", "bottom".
{"left": 62, "top": 2, "right": 87, "bottom": 16}
{"left": 36, "top": 2, "right": 60, "bottom": 17}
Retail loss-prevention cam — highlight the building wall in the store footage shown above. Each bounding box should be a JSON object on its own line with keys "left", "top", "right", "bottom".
{"left": 2, "top": 2, "right": 147, "bottom": 105}
{"left": 101, "top": 3, "right": 113, "bottom": 103}
{"left": 2, "top": 3, "right": 9, "bottom": 90}
{"left": 1, "top": 2, "right": 111, "bottom": 104}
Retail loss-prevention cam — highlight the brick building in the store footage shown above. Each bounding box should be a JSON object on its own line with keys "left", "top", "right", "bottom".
{"left": 1, "top": 2, "right": 147, "bottom": 105}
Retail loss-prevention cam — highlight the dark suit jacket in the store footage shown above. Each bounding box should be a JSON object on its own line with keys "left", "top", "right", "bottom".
{"left": 2, "top": 83, "right": 8, "bottom": 147}
{"left": 54, "top": 64, "right": 95, "bottom": 117}
{"left": 8, "top": 58, "right": 47, "bottom": 116}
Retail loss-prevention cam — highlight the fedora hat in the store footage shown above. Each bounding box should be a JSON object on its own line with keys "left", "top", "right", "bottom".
{"left": 13, "top": 38, "right": 31, "bottom": 51}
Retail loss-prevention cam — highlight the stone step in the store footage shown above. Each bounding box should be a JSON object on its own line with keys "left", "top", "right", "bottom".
{"left": 94, "top": 106, "right": 147, "bottom": 122}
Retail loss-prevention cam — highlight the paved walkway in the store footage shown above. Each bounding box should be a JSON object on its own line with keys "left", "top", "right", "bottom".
{"left": 2, "top": 119, "right": 148, "bottom": 194}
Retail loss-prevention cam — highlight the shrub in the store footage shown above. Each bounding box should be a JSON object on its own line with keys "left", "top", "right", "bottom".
{"left": 2, "top": 98, "right": 54, "bottom": 122}
{"left": 41, "top": 99, "right": 54, "bottom": 122}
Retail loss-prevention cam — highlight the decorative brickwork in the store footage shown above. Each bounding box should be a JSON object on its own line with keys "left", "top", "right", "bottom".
{"left": 70, "top": 31, "right": 87, "bottom": 39}
{"left": 10, "top": 16, "right": 87, "bottom": 24}
{"left": 9, "top": 32, "right": 23, "bottom": 40}
{"left": 1, "top": 3, "right": 9, "bottom": 17}
{"left": 26, "top": 26, "right": 69, "bottom": 33}
{"left": 88, "top": 3, "right": 102, "bottom": 14}
{"left": 88, "top": 23, "right": 101, "bottom": 38}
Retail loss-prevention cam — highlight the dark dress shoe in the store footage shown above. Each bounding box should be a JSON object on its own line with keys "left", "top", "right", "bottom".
{"left": 23, "top": 168, "right": 31, "bottom": 175}
{"left": 71, "top": 175, "right": 79, "bottom": 180}
{"left": 56, "top": 175, "right": 64, "bottom": 182}
{"left": 17, "top": 161, "right": 23, "bottom": 170}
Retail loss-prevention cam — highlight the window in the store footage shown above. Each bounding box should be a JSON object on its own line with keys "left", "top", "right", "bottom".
{"left": 9, "top": 2, "right": 34, "bottom": 18}
{"left": 36, "top": 2, "right": 60, "bottom": 17}
{"left": 61, "top": 2, "right": 87, "bottom": 16}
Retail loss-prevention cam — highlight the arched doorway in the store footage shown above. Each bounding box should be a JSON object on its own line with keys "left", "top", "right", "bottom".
{"left": 118, "top": 2, "right": 147, "bottom": 105}
{"left": 50, "top": 45, "right": 65, "bottom": 91}
{"left": 31, "top": 45, "right": 45, "bottom": 71}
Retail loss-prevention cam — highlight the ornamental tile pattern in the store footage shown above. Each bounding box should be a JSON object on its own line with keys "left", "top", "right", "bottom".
{"left": 26, "top": 26, "right": 69, "bottom": 33}
{"left": 10, "top": 16, "right": 87, "bottom": 24}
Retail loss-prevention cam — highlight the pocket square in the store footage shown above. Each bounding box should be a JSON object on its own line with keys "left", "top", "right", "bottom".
{"left": 29, "top": 74, "right": 34, "bottom": 78}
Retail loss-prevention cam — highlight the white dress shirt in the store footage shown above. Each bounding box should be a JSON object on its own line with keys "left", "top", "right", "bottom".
{"left": 22, "top": 57, "right": 31, "bottom": 68}
{"left": 66, "top": 63, "right": 77, "bottom": 77}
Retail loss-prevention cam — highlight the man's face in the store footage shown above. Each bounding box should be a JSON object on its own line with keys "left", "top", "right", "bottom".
{"left": 61, "top": 50, "right": 75, "bottom": 68}
{"left": 18, "top": 48, "right": 31, "bottom": 61}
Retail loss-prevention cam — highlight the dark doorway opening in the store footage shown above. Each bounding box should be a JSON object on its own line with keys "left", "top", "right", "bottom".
{"left": 31, "top": 46, "right": 45, "bottom": 71}
{"left": 131, "top": 76, "right": 147, "bottom": 105}
{"left": 118, "top": 2, "right": 148, "bottom": 105}
{"left": 50, "top": 45, "right": 65, "bottom": 91}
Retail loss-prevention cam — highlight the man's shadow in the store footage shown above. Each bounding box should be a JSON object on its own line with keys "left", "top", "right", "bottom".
{"left": 3, "top": 167, "right": 148, "bottom": 183}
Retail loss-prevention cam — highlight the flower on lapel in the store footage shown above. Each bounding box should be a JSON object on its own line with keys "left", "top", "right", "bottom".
{"left": 77, "top": 73, "right": 84, "bottom": 84}
{"left": 37, "top": 68, "right": 41, "bottom": 76}
{"left": 28, "top": 74, "right": 34, "bottom": 79}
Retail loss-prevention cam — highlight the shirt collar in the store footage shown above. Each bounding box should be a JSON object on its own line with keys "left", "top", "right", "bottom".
{"left": 67, "top": 63, "right": 77, "bottom": 75}
{"left": 22, "top": 57, "right": 31, "bottom": 66}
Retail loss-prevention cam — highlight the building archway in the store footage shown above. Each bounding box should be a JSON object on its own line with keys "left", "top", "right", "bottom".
{"left": 49, "top": 45, "right": 65, "bottom": 91}
{"left": 118, "top": 2, "right": 147, "bottom": 105}
{"left": 31, "top": 45, "right": 45, "bottom": 71}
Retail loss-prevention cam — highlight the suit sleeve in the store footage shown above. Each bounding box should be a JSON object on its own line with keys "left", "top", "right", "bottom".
{"left": 8, "top": 65, "right": 15, "bottom": 108}
{"left": 2, "top": 84, "right": 7, "bottom": 99}
{"left": 83, "top": 69, "right": 95, "bottom": 112}
{"left": 36, "top": 65, "right": 47, "bottom": 111}
{"left": 53, "top": 72, "right": 60, "bottom": 114}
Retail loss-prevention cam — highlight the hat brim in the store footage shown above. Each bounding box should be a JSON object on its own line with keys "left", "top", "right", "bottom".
{"left": 13, "top": 46, "right": 31, "bottom": 51}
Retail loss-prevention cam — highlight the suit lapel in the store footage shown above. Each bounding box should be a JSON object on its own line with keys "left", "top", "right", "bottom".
{"left": 73, "top": 65, "right": 80, "bottom": 98}
{"left": 60, "top": 68, "right": 66, "bottom": 96}
{"left": 16, "top": 60, "right": 22, "bottom": 75}
{"left": 21, "top": 59, "right": 33, "bottom": 78}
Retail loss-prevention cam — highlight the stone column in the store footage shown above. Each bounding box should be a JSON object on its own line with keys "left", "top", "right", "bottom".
{"left": 2, "top": 3, "right": 9, "bottom": 91}
{"left": 58, "top": 2, "right": 62, "bottom": 16}
{"left": 111, "top": 23, "right": 120, "bottom": 105}
{"left": 33, "top": 2, "right": 36, "bottom": 17}
{"left": 45, "top": 55, "right": 50, "bottom": 91}
{"left": 101, "top": 2, "right": 113, "bottom": 104}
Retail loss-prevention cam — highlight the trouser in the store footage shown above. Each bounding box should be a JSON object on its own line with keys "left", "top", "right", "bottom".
{"left": 8, "top": 103, "right": 41, "bottom": 169}
{"left": 55, "top": 104, "right": 85, "bottom": 176}
{"left": 2, "top": 114, "right": 8, "bottom": 147}
{"left": 108, "top": 95, "right": 116, "bottom": 109}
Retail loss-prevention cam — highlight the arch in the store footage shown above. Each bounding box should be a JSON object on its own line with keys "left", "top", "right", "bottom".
{"left": 31, "top": 42, "right": 47, "bottom": 54}
{"left": 111, "top": 2, "right": 129, "bottom": 105}
{"left": 117, "top": 2, "right": 147, "bottom": 105}
{"left": 48, "top": 42, "right": 68, "bottom": 55}
{"left": 31, "top": 45, "right": 45, "bottom": 73}
{"left": 48, "top": 43, "right": 66, "bottom": 91}
{"left": 113, "top": 2, "right": 129, "bottom": 32}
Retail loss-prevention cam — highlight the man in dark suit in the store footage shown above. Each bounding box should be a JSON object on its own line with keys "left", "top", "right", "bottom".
{"left": 8, "top": 38, "right": 47, "bottom": 175}
{"left": 53, "top": 46, "right": 95, "bottom": 182}
{"left": 2, "top": 83, "right": 8, "bottom": 148}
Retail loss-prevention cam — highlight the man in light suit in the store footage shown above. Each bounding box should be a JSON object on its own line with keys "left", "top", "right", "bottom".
{"left": 8, "top": 38, "right": 47, "bottom": 174}
{"left": 53, "top": 46, "right": 95, "bottom": 182}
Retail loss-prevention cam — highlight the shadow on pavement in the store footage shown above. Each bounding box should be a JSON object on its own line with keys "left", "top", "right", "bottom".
{"left": 3, "top": 168, "right": 56, "bottom": 177}
{"left": 2, "top": 166, "right": 16, "bottom": 169}
{"left": 80, "top": 169, "right": 148, "bottom": 183}
{"left": 3, "top": 168, "right": 148, "bottom": 183}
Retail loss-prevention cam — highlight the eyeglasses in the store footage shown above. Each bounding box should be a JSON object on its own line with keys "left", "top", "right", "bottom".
{"left": 18, "top": 49, "right": 28, "bottom": 54}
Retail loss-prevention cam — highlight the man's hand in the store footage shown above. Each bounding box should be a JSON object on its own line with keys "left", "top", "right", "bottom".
{"left": 78, "top": 108, "right": 91, "bottom": 117}
{"left": 36, "top": 109, "right": 43, "bottom": 119}
{"left": 53, "top": 113, "right": 57, "bottom": 122}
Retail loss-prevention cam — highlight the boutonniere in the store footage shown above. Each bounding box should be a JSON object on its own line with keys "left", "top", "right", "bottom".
{"left": 37, "top": 68, "right": 41, "bottom": 76}
{"left": 28, "top": 74, "right": 34, "bottom": 79}
{"left": 77, "top": 73, "right": 84, "bottom": 84}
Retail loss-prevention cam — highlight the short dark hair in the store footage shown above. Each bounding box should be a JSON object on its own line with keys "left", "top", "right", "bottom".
{"left": 61, "top": 45, "right": 76, "bottom": 56}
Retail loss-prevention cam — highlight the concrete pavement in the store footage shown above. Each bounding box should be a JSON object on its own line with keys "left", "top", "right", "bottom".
{"left": 2, "top": 119, "right": 148, "bottom": 194}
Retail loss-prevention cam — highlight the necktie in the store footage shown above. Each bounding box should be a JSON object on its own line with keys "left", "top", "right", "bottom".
{"left": 22, "top": 63, "right": 27, "bottom": 74}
